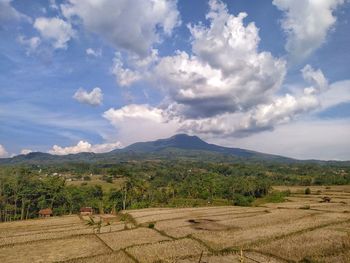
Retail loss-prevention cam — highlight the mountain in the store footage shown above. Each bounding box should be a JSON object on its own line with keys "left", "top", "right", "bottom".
{"left": 0, "top": 134, "right": 301, "bottom": 165}
{"left": 115, "top": 134, "right": 282, "bottom": 159}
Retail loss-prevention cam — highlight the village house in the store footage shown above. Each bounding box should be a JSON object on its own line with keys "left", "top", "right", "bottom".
{"left": 38, "top": 208, "right": 53, "bottom": 218}
{"left": 80, "top": 207, "right": 93, "bottom": 216}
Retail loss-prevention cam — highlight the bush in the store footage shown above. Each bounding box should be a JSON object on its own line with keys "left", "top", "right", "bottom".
{"left": 83, "top": 176, "right": 91, "bottom": 181}
{"left": 264, "top": 191, "right": 290, "bottom": 203}
{"left": 233, "top": 194, "right": 255, "bottom": 206}
{"left": 305, "top": 187, "right": 311, "bottom": 195}
{"left": 148, "top": 223, "right": 155, "bottom": 228}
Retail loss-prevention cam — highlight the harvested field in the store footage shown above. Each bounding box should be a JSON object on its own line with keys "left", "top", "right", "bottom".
{"left": 0, "top": 235, "right": 110, "bottom": 263}
{"left": 178, "top": 251, "right": 283, "bottom": 263}
{"left": 254, "top": 228, "right": 350, "bottom": 262}
{"left": 98, "top": 227, "right": 171, "bottom": 250}
{"left": 126, "top": 238, "right": 208, "bottom": 263}
{"left": 312, "top": 250, "right": 350, "bottom": 263}
{"left": 0, "top": 227, "right": 92, "bottom": 246}
{"left": 193, "top": 212, "right": 350, "bottom": 250}
{"left": 274, "top": 185, "right": 350, "bottom": 192}
{"left": 66, "top": 251, "right": 134, "bottom": 263}
{"left": 0, "top": 185, "right": 349, "bottom": 262}
{"left": 127, "top": 206, "right": 266, "bottom": 224}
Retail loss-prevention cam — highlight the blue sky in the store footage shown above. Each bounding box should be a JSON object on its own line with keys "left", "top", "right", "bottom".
{"left": 0, "top": 0, "right": 349, "bottom": 160}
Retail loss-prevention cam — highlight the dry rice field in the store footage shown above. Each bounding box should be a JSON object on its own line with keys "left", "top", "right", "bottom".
{"left": 0, "top": 185, "right": 349, "bottom": 262}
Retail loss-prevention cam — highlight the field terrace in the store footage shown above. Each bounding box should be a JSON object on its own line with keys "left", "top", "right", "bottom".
{"left": 0, "top": 185, "right": 349, "bottom": 262}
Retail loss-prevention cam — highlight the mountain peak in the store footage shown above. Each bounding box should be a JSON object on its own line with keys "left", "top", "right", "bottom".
{"left": 164, "top": 133, "right": 204, "bottom": 144}
{"left": 169, "top": 133, "right": 198, "bottom": 139}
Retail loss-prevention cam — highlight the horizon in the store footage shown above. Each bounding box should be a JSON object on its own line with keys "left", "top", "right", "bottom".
{"left": 1, "top": 0, "right": 350, "bottom": 160}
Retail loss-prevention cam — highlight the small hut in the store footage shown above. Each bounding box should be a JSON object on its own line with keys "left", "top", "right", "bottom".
{"left": 39, "top": 208, "right": 53, "bottom": 218}
{"left": 80, "top": 207, "right": 93, "bottom": 216}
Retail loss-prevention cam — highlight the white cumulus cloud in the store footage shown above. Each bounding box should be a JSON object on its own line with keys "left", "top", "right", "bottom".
{"left": 73, "top": 87, "right": 103, "bottom": 106}
{"left": 49, "top": 140, "right": 122, "bottom": 155}
{"left": 103, "top": 104, "right": 178, "bottom": 145}
{"left": 61, "top": 0, "right": 180, "bottom": 57}
{"left": 20, "top": 149, "right": 32, "bottom": 155}
{"left": 153, "top": 0, "right": 286, "bottom": 119}
{"left": 86, "top": 48, "right": 102, "bottom": 57}
{"left": 111, "top": 53, "right": 142, "bottom": 87}
{"left": 0, "top": 144, "right": 8, "bottom": 158}
{"left": 103, "top": 0, "right": 335, "bottom": 140}
{"left": 273, "top": 0, "right": 344, "bottom": 62}
{"left": 34, "top": 17, "right": 75, "bottom": 49}
{"left": 180, "top": 64, "right": 329, "bottom": 136}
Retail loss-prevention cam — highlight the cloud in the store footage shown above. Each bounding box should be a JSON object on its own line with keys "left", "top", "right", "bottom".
{"left": 49, "top": 140, "right": 122, "bottom": 155}
{"left": 111, "top": 53, "right": 142, "bottom": 87}
{"left": 49, "top": 0, "right": 58, "bottom": 10}
{"left": 111, "top": 49, "right": 159, "bottom": 87}
{"left": 73, "top": 87, "right": 103, "bottom": 106}
{"left": 211, "top": 118, "right": 350, "bottom": 161}
{"left": 319, "top": 80, "right": 350, "bottom": 109}
{"left": 179, "top": 64, "right": 329, "bottom": 136}
{"left": 86, "top": 48, "right": 102, "bottom": 57}
{"left": 17, "top": 35, "right": 41, "bottom": 54}
{"left": 273, "top": 0, "right": 344, "bottom": 62}
{"left": 103, "top": 104, "right": 178, "bottom": 145}
{"left": 61, "top": 0, "right": 180, "bottom": 57}
{"left": 34, "top": 17, "right": 75, "bottom": 49}
{"left": 0, "top": 0, "right": 31, "bottom": 24}
{"left": 0, "top": 144, "right": 9, "bottom": 158}
{"left": 152, "top": 0, "right": 286, "bottom": 119}
{"left": 302, "top": 64, "right": 329, "bottom": 94}
{"left": 20, "top": 149, "right": 32, "bottom": 155}
{"left": 103, "top": 1, "right": 335, "bottom": 140}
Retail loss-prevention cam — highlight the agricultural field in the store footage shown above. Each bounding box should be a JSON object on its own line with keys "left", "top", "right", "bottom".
{"left": 0, "top": 185, "right": 349, "bottom": 262}
{"left": 65, "top": 176, "right": 125, "bottom": 192}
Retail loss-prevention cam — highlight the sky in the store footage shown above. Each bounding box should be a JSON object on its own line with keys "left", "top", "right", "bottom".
{"left": 0, "top": 0, "right": 349, "bottom": 160}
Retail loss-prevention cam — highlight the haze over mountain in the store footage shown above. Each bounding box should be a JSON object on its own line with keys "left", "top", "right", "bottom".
{"left": 2, "top": 134, "right": 349, "bottom": 166}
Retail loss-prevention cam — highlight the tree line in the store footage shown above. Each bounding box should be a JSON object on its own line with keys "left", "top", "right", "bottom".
{"left": 0, "top": 160, "right": 349, "bottom": 222}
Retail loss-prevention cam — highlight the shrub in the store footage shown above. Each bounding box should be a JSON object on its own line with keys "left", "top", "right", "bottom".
{"left": 305, "top": 187, "right": 311, "bottom": 195}
{"left": 267, "top": 191, "right": 290, "bottom": 202}
{"left": 254, "top": 190, "right": 290, "bottom": 206}
{"left": 148, "top": 223, "right": 155, "bottom": 229}
{"left": 233, "top": 194, "right": 255, "bottom": 206}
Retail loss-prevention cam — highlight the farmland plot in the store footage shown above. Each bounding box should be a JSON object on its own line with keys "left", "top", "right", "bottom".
{"left": 0, "top": 235, "right": 110, "bottom": 263}
{"left": 254, "top": 227, "right": 350, "bottom": 261}
{"left": 0, "top": 185, "right": 349, "bottom": 262}
{"left": 98, "top": 227, "right": 171, "bottom": 250}
{"left": 126, "top": 238, "right": 208, "bottom": 263}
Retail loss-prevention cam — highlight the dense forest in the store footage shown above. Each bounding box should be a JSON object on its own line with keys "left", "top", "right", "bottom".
{"left": 0, "top": 160, "right": 349, "bottom": 222}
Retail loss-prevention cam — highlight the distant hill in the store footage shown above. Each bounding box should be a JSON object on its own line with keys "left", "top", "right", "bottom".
{"left": 1, "top": 134, "right": 348, "bottom": 165}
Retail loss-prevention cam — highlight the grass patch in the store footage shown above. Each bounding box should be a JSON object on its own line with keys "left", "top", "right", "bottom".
{"left": 253, "top": 190, "right": 290, "bottom": 206}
